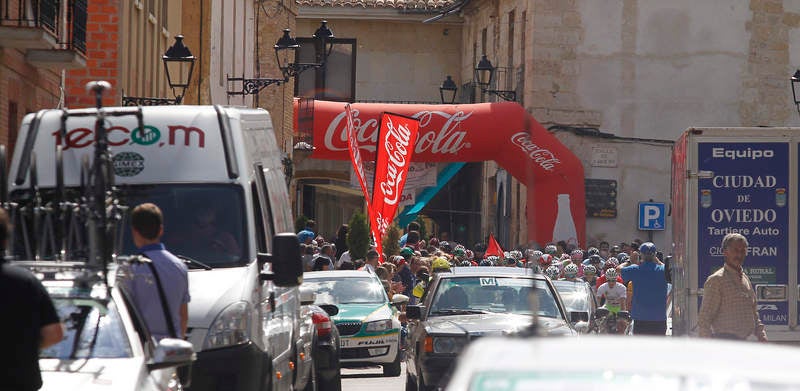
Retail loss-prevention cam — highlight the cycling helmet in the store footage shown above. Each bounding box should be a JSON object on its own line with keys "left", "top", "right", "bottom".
{"left": 616, "top": 253, "right": 629, "bottom": 263}
{"left": 583, "top": 264, "right": 597, "bottom": 276}
{"left": 510, "top": 250, "right": 523, "bottom": 260}
{"left": 440, "top": 241, "right": 453, "bottom": 253}
{"left": 454, "top": 248, "right": 466, "bottom": 257}
{"left": 479, "top": 259, "right": 494, "bottom": 267}
{"left": 604, "top": 268, "right": 618, "bottom": 279}
{"left": 486, "top": 256, "right": 500, "bottom": 265}
{"left": 459, "top": 260, "right": 472, "bottom": 267}
{"left": 544, "top": 244, "right": 558, "bottom": 255}
{"left": 588, "top": 254, "right": 602, "bottom": 264}
{"left": 465, "top": 249, "right": 474, "bottom": 260}
{"left": 432, "top": 257, "right": 451, "bottom": 271}
{"left": 639, "top": 242, "right": 657, "bottom": 255}
{"left": 564, "top": 263, "right": 579, "bottom": 278}
{"left": 538, "top": 253, "right": 553, "bottom": 267}
{"left": 545, "top": 265, "right": 560, "bottom": 280}
{"left": 587, "top": 247, "right": 600, "bottom": 256}
{"left": 605, "top": 257, "right": 619, "bottom": 268}
{"left": 570, "top": 249, "right": 584, "bottom": 261}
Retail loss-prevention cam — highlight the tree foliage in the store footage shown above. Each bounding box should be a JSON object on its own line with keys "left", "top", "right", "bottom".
{"left": 347, "top": 211, "right": 370, "bottom": 260}
{"left": 382, "top": 223, "right": 402, "bottom": 257}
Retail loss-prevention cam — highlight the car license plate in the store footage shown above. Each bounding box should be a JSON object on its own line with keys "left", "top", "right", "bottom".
{"left": 340, "top": 338, "right": 351, "bottom": 348}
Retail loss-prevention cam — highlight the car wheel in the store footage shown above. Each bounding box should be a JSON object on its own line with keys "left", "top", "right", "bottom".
{"left": 318, "top": 371, "right": 342, "bottom": 391}
{"left": 383, "top": 349, "right": 402, "bottom": 377}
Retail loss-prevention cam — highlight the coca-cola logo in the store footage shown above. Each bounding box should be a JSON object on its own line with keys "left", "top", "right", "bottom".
{"left": 323, "top": 109, "right": 471, "bottom": 155}
{"left": 510, "top": 132, "right": 561, "bottom": 171}
{"left": 379, "top": 117, "right": 412, "bottom": 206}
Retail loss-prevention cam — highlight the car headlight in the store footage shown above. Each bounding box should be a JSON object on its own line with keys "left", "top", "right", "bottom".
{"left": 432, "top": 336, "right": 467, "bottom": 354}
{"left": 364, "top": 319, "right": 392, "bottom": 333}
{"left": 203, "top": 301, "right": 251, "bottom": 350}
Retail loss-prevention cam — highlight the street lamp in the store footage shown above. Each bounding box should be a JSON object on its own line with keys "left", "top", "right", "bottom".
{"left": 791, "top": 70, "right": 800, "bottom": 118}
{"left": 122, "top": 34, "right": 196, "bottom": 106}
{"left": 227, "top": 21, "right": 335, "bottom": 97}
{"left": 313, "top": 20, "right": 335, "bottom": 64}
{"left": 162, "top": 35, "right": 196, "bottom": 104}
{"left": 474, "top": 55, "right": 494, "bottom": 89}
{"left": 440, "top": 75, "right": 458, "bottom": 104}
{"left": 473, "top": 55, "right": 516, "bottom": 102}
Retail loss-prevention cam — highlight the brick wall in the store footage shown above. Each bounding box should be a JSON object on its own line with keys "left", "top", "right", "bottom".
{"left": 0, "top": 48, "right": 61, "bottom": 155}
{"left": 65, "top": 1, "right": 121, "bottom": 108}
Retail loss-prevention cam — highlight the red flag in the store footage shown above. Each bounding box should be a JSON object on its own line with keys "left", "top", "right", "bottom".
{"left": 346, "top": 104, "right": 371, "bottom": 205}
{"left": 485, "top": 233, "right": 504, "bottom": 258}
{"left": 370, "top": 112, "right": 420, "bottom": 261}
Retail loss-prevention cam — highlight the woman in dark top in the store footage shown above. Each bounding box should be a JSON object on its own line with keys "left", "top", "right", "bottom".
{"left": 334, "top": 224, "right": 349, "bottom": 261}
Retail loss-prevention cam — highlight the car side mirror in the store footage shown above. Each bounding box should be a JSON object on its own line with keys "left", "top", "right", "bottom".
{"left": 392, "top": 294, "right": 409, "bottom": 305}
{"left": 259, "top": 233, "right": 304, "bottom": 287}
{"left": 147, "top": 338, "right": 195, "bottom": 371}
{"left": 319, "top": 304, "right": 339, "bottom": 316}
{"left": 406, "top": 305, "right": 424, "bottom": 320}
{"left": 299, "top": 287, "right": 316, "bottom": 306}
{"left": 569, "top": 311, "right": 588, "bottom": 323}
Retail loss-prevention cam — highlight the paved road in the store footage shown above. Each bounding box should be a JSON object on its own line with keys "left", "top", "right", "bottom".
{"left": 341, "top": 363, "right": 407, "bottom": 391}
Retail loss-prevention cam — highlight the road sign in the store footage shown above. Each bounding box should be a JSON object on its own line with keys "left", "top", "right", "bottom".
{"left": 638, "top": 202, "right": 666, "bottom": 231}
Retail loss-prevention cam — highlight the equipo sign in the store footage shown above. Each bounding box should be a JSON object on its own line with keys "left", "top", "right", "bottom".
{"left": 697, "top": 142, "right": 788, "bottom": 325}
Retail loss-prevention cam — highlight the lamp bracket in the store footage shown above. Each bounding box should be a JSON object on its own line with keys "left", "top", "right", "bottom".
{"left": 226, "top": 74, "right": 287, "bottom": 96}
{"left": 485, "top": 89, "right": 517, "bottom": 102}
{"left": 284, "top": 62, "right": 322, "bottom": 79}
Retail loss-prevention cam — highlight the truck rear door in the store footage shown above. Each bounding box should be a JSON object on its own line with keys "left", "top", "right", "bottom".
{"left": 690, "top": 132, "right": 794, "bottom": 339}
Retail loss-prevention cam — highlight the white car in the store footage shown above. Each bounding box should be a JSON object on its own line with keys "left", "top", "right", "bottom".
{"left": 447, "top": 335, "right": 800, "bottom": 390}
{"left": 31, "top": 261, "right": 195, "bottom": 391}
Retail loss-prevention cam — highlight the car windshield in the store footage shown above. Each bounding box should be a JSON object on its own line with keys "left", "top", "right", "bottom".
{"left": 552, "top": 281, "right": 592, "bottom": 313}
{"left": 40, "top": 289, "right": 132, "bottom": 359}
{"left": 11, "top": 184, "right": 248, "bottom": 268}
{"left": 303, "top": 276, "right": 388, "bottom": 305}
{"left": 429, "top": 277, "right": 560, "bottom": 318}
{"left": 468, "top": 371, "right": 795, "bottom": 391}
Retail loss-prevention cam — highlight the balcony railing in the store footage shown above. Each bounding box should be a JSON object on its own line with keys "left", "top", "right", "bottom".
{"left": 0, "top": 0, "right": 87, "bottom": 57}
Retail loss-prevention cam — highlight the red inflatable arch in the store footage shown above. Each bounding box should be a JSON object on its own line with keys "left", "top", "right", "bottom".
{"left": 294, "top": 99, "right": 586, "bottom": 248}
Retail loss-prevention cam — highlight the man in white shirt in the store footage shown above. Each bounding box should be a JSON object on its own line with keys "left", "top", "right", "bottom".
{"left": 597, "top": 268, "right": 628, "bottom": 334}
{"left": 360, "top": 250, "right": 380, "bottom": 273}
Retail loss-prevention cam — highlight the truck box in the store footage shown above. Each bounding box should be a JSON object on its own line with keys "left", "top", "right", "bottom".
{"left": 672, "top": 127, "right": 797, "bottom": 341}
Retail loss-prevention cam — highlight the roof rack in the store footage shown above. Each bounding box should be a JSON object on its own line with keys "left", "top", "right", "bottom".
{"left": 4, "top": 81, "right": 140, "bottom": 295}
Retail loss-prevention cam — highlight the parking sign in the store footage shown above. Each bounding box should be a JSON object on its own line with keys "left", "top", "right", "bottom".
{"left": 638, "top": 202, "right": 666, "bottom": 231}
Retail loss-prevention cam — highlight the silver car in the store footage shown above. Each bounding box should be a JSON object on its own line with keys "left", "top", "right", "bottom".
{"left": 31, "top": 261, "right": 195, "bottom": 391}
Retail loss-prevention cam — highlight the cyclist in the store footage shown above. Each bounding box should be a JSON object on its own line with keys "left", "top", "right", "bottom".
{"left": 538, "top": 253, "right": 553, "bottom": 271}
{"left": 595, "top": 257, "right": 623, "bottom": 289}
{"left": 560, "top": 263, "right": 580, "bottom": 282}
{"left": 561, "top": 249, "right": 584, "bottom": 278}
{"left": 582, "top": 264, "right": 599, "bottom": 295}
{"left": 596, "top": 268, "right": 628, "bottom": 334}
{"left": 544, "top": 265, "right": 560, "bottom": 280}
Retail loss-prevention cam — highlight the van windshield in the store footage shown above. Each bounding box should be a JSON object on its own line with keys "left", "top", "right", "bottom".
{"left": 10, "top": 184, "right": 248, "bottom": 268}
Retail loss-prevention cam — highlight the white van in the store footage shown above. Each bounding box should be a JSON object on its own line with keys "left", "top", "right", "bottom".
{"left": 8, "top": 105, "right": 309, "bottom": 391}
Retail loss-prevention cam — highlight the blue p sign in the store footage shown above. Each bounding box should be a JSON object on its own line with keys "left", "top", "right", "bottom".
{"left": 639, "top": 202, "right": 666, "bottom": 231}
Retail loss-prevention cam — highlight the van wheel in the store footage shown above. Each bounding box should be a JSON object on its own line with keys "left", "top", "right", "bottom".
{"left": 405, "top": 373, "right": 417, "bottom": 391}
{"left": 383, "top": 349, "right": 402, "bottom": 377}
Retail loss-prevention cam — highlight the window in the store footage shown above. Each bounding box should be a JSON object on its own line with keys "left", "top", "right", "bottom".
{"left": 295, "top": 38, "right": 357, "bottom": 102}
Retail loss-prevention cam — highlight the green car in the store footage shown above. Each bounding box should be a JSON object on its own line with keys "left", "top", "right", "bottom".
{"left": 303, "top": 270, "right": 403, "bottom": 377}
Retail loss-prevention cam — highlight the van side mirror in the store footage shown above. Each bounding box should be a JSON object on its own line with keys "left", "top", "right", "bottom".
{"left": 406, "top": 305, "right": 424, "bottom": 320}
{"left": 259, "top": 233, "right": 303, "bottom": 287}
{"left": 147, "top": 338, "right": 195, "bottom": 371}
{"left": 392, "top": 294, "right": 409, "bottom": 305}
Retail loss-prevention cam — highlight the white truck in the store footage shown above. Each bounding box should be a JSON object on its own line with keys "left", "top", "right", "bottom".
{"left": 8, "top": 105, "right": 311, "bottom": 390}
{"left": 671, "top": 127, "right": 799, "bottom": 341}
